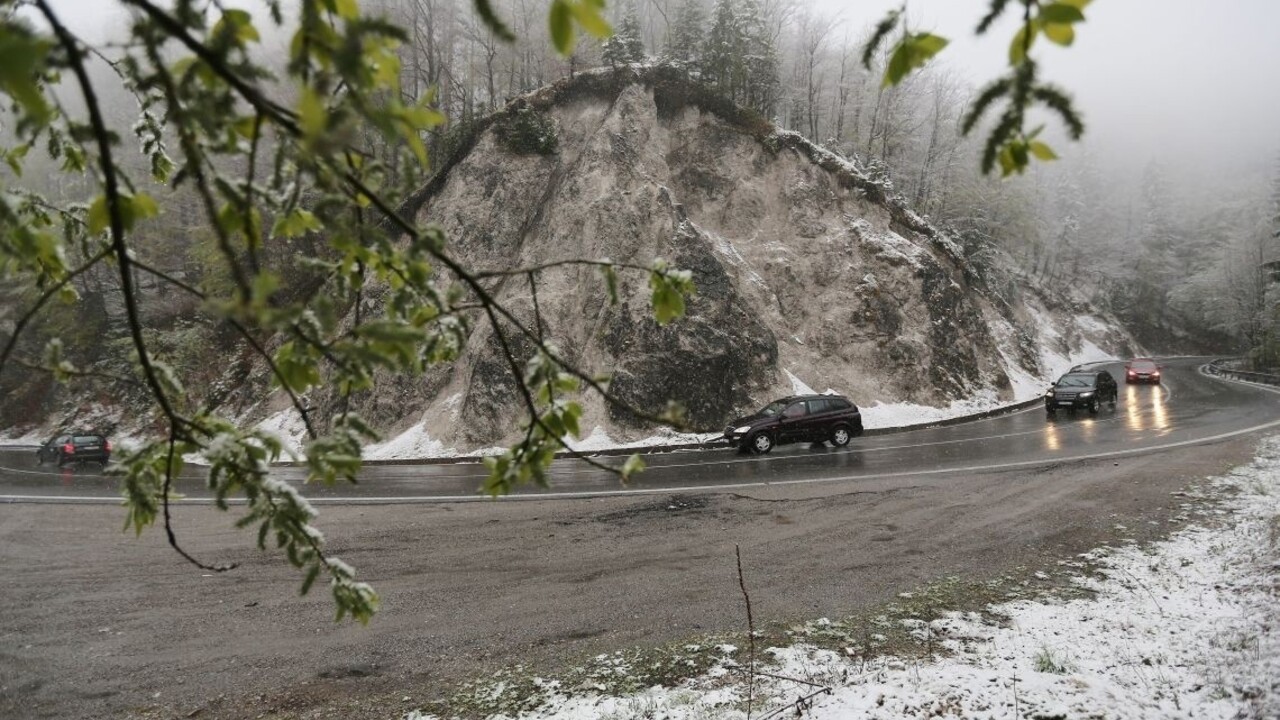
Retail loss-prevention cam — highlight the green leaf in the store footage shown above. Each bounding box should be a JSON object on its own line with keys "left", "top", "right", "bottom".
{"left": 300, "top": 564, "right": 321, "bottom": 595}
{"left": 882, "top": 33, "right": 949, "bottom": 87}
{"left": 602, "top": 263, "right": 618, "bottom": 304}
{"left": 882, "top": 40, "right": 913, "bottom": 87}
{"left": 4, "top": 143, "right": 29, "bottom": 176}
{"left": 329, "top": 0, "right": 359, "bottom": 20}
{"left": 272, "top": 208, "right": 324, "bottom": 238}
{"left": 569, "top": 1, "right": 612, "bottom": 39}
{"left": 1042, "top": 22, "right": 1075, "bottom": 46}
{"left": 0, "top": 25, "right": 54, "bottom": 127}
{"left": 620, "top": 454, "right": 645, "bottom": 482}
{"left": 87, "top": 195, "right": 109, "bottom": 235}
{"left": 912, "top": 33, "right": 949, "bottom": 55}
{"left": 549, "top": 0, "right": 575, "bottom": 56}
{"left": 298, "top": 87, "right": 327, "bottom": 141}
{"left": 1029, "top": 140, "right": 1059, "bottom": 161}
{"left": 998, "top": 144, "right": 1017, "bottom": 176}
{"left": 126, "top": 193, "right": 159, "bottom": 226}
{"left": 473, "top": 0, "right": 517, "bottom": 42}
{"left": 1039, "top": 3, "right": 1086, "bottom": 24}
{"left": 214, "top": 9, "right": 260, "bottom": 44}
{"left": 1009, "top": 24, "right": 1037, "bottom": 65}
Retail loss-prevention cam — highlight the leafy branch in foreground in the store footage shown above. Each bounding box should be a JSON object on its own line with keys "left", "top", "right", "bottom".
{"left": 864, "top": 0, "right": 1091, "bottom": 176}
{"left": 0, "top": 0, "right": 693, "bottom": 622}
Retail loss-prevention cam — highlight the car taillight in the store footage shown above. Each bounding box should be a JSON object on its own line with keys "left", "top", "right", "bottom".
{"left": 63, "top": 443, "right": 75, "bottom": 454}
{"left": 105, "top": 440, "right": 112, "bottom": 452}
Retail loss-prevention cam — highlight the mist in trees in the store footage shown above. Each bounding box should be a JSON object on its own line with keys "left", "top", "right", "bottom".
{"left": 6, "top": 0, "right": 1277, "bottom": 370}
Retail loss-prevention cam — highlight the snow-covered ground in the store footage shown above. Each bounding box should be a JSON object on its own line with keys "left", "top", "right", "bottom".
{"left": 405, "top": 436, "right": 1280, "bottom": 720}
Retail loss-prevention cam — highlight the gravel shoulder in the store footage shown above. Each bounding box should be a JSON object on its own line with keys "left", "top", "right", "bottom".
{"left": 0, "top": 435, "right": 1260, "bottom": 720}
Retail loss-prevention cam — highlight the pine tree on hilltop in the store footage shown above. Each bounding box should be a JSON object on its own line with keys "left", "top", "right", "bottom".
{"left": 602, "top": 0, "right": 646, "bottom": 66}
{"left": 665, "top": 0, "right": 707, "bottom": 73}
{"left": 739, "top": 0, "right": 779, "bottom": 116}
{"left": 703, "top": 0, "right": 745, "bottom": 101}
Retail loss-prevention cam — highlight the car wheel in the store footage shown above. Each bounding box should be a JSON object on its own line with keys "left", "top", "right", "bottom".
{"left": 749, "top": 433, "right": 774, "bottom": 455}
{"left": 830, "top": 425, "right": 852, "bottom": 447}
{"left": 1088, "top": 398, "right": 1100, "bottom": 414}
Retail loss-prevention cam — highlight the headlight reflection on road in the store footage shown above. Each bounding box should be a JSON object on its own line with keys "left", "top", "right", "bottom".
{"left": 1079, "top": 416, "right": 1097, "bottom": 442}
{"left": 1125, "top": 386, "right": 1144, "bottom": 431}
{"left": 1152, "top": 386, "right": 1169, "bottom": 431}
{"left": 1044, "top": 421, "right": 1060, "bottom": 451}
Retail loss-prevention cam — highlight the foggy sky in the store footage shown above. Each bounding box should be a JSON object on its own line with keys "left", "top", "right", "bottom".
{"left": 810, "top": 0, "right": 1280, "bottom": 182}
{"left": 39, "top": 0, "right": 1280, "bottom": 183}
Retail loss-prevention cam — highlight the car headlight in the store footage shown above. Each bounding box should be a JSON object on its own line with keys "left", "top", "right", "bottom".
{"left": 1045, "top": 390, "right": 1055, "bottom": 397}
{"left": 734, "top": 425, "right": 753, "bottom": 434}
{"left": 1078, "top": 391, "right": 1094, "bottom": 398}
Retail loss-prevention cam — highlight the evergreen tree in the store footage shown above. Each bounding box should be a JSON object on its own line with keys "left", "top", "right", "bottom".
{"left": 739, "top": 0, "right": 779, "bottom": 116}
{"left": 1272, "top": 153, "right": 1280, "bottom": 238}
{"left": 602, "top": 0, "right": 646, "bottom": 66}
{"left": 665, "top": 0, "right": 707, "bottom": 72}
{"left": 703, "top": 0, "right": 745, "bottom": 100}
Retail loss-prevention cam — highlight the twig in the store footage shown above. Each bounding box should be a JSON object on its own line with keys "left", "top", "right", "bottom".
{"left": 755, "top": 687, "right": 833, "bottom": 720}
{"left": 162, "top": 431, "right": 237, "bottom": 572}
{"left": 736, "top": 544, "right": 756, "bottom": 720}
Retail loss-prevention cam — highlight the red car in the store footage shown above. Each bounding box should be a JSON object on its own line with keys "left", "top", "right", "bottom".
{"left": 1125, "top": 358, "right": 1161, "bottom": 384}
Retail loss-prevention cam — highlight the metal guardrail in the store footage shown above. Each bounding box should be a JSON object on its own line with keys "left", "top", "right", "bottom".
{"left": 1206, "top": 358, "right": 1280, "bottom": 386}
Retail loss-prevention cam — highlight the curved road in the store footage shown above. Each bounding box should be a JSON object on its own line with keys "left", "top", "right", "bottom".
{"left": 2, "top": 357, "right": 1277, "bottom": 503}
{"left": 3, "top": 356, "right": 1278, "bottom": 720}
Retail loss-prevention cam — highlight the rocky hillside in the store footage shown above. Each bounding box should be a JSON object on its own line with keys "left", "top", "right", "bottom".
{"left": 304, "top": 65, "right": 1135, "bottom": 450}
{"left": 2, "top": 66, "right": 1138, "bottom": 448}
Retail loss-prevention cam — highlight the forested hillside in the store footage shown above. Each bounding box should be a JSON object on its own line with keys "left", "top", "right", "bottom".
{"left": 1, "top": 0, "right": 1273, "bottom": 441}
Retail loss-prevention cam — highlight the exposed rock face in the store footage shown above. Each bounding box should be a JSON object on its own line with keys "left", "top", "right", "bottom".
{"left": 344, "top": 67, "right": 1116, "bottom": 448}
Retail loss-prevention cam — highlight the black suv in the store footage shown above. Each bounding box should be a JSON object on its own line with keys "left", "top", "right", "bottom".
{"left": 724, "top": 395, "right": 863, "bottom": 454}
{"left": 1045, "top": 371, "right": 1118, "bottom": 415}
{"left": 36, "top": 432, "right": 112, "bottom": 466}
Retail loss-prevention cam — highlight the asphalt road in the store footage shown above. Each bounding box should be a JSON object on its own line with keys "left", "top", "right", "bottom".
{"left": 1, "top": 358, "right": 1277, "bottom": 503}
{"left": 1, "top": 357, "right": 1277, "bottom": 720}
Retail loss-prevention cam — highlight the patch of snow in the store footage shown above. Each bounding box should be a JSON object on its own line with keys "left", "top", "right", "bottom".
{"left": 560, "top": 426, "right": 720, "bottom": 453}
{"left": 784, "top": 369, "right": 816, "bottom": 396}
{"left": 255, "top": 407, "right": 308, "bottom": 457}
{"left": 1075, "top": 313, "right": 1112, "bottom": 335}
{"left": 860, "top": 390, "right": 1006, "bottom": 430}
{"left": 364, "top": 421, "right": 457, "bottom": 461}
{"left": 403, "top": 436, "right": 1280, "bottom": 720}
{"left": 0, "top": 429, "right": 47, "bottom": 446}
{"left": 703, "top": 225, "right": 768, "bottom": 289}
{"left": 853, "top": 223, "right": 928, "bottom": 271}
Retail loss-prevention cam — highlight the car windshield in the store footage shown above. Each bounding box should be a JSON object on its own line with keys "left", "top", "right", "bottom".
{"left": 1130, "top": 360, "right": 1157, "bottom": 370}
{"left": 73, "top": 436, "right": 100, "bottom": 444}
{"left": 1055, "top": 374, "right": 1097, "bottom": 388}
{"left": 758, "top": 400, "right": 790, "bottom": 417}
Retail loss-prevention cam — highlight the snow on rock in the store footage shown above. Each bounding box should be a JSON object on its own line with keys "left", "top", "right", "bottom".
{"left": 404, "top": 436, "right": 1280, "bottom": 720}
{"left": 860, "top": 390, "right": 1008, "bottom": 430}
{"left": 254, "top": 407, "right": 308, "bottom": 459}
{"left": 784, "top": 369, "right": 816, "bottom": 396}
{"left": 364, "top": 421, "right": 460, "bottom": 460}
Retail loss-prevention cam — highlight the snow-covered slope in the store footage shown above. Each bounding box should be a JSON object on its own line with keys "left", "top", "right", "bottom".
{"left": 313, "top": 66, "right": 1137, "bottom": 452}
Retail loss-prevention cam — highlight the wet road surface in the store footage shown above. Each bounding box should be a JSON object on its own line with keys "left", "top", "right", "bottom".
{"left": 3, "top": 358, "right": 1276, "bottom": 504}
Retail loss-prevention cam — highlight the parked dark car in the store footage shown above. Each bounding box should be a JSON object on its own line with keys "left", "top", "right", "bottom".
{"left": 1125, "top": 358, "right": 1161, "bottom": 384}
{"left": 1045, "top": 371, "right": 1118, "bottom": 415}
{"left": 724, "top": 395, "right": 863, "bottom": 454}
{"left": 36, "top": 432, "right": 112, "bottom": 466}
